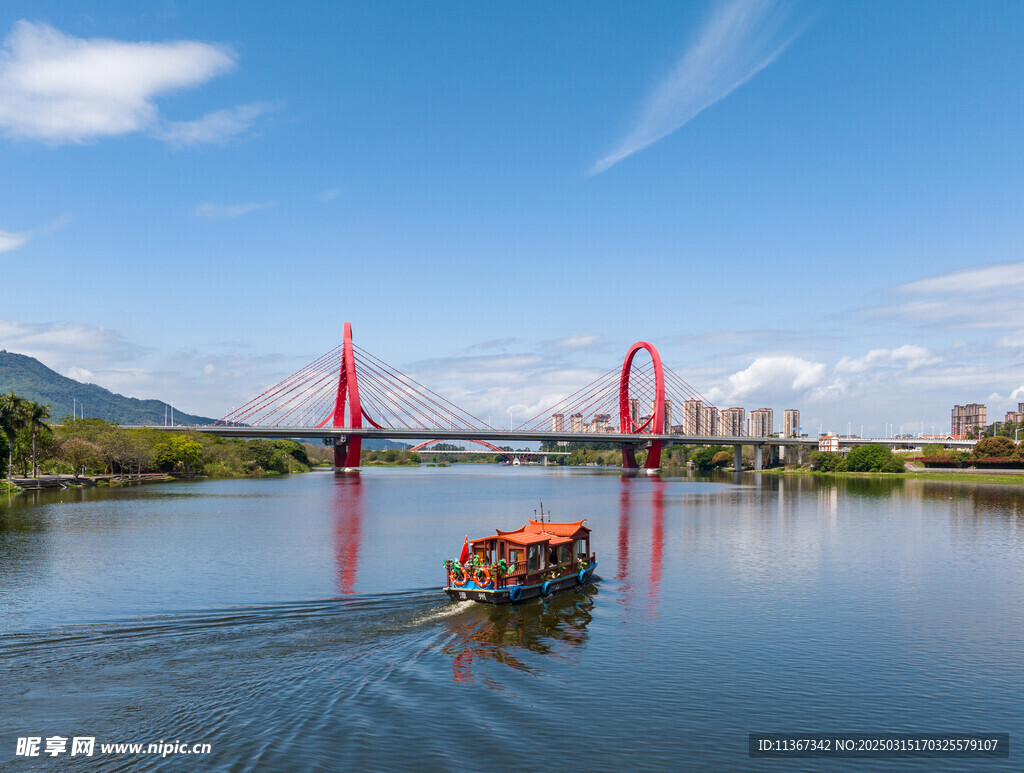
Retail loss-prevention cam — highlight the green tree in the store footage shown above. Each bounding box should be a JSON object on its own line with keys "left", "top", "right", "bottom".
{"left": 845, "top": 444, "right": 904, "bottom": 472}
{"left": 690, "top": 446, "right": 728, "bottom": 470}
{"left": 972, "top": 436, "right": 1016, "bottom": 459}
{"left": 809, "top": 451, "right": 847, "bottom": 472}
{"left": 60, "top": 437, "right": 103, "bottom": 477}
{"left": 153, "top": 435, "right": 204, "bottom": 475}
{"left": 711, "top": 450, "right": 733, "bottom": 468}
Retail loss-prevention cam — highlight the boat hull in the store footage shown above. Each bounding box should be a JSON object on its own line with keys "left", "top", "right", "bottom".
{"left": 444, "top": 562, "right": 597, "bottom": 604}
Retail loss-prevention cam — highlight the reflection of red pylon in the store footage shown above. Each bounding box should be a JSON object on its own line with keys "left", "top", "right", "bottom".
{"left": 648, "top": 480, "right": 665, "bottom": 615}
{"left": 334, "top": 475, "right": 364, "bottom": 595}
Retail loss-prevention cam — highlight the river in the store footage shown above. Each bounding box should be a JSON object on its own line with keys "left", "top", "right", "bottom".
{"left": 2, "top": 467, "right": 1022, "bottom": 770}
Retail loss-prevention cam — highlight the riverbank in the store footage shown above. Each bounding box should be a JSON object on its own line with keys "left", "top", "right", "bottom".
{"left": 761, "top": 467, "right": 1024, "bottom": 484}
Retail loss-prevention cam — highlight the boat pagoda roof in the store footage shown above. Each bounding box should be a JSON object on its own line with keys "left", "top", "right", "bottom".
{"left": 471, "top": 519, "right": 588, "bottom": 547}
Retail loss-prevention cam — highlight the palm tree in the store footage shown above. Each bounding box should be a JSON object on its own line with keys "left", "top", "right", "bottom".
{"left": 24, "top": 401, "right": 52, "bottom": 478}
{"left": 0, "top": 392, "right": 28, "bottom": 479}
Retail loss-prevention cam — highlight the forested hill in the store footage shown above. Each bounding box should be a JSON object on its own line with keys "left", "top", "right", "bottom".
{"left": 0, "top": 350, "right": 213, "bottom": 425}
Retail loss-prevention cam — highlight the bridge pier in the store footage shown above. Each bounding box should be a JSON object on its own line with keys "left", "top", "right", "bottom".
{"left": 734, "top": 444, "right": 742, "bottom": 471}
{"left": 333, "top": 436, "right": 362, "bottom": 470}
{"left": 754, "top": 445, "right": 763, "bottom": 471}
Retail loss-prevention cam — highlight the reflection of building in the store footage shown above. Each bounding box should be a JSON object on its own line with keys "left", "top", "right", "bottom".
{"left": 570, "top": 413, "right": 583, "bottom": 433}
{"left": 749, "top": 408, "right": 773, "bottom": 438}
{"left": 951, "top": 403, "right": 986, "bottom": 436}
{"left": 721, "top": 407, "right": 745, "bottom": 436}
{"left": 701, "top": 406, "right": 720, "bottom": 436}
{"left": 682, "top": 399, "right": 701, "bottom": 435}
{"left": 783, "top": 409, "right": 800, "bottom": 438}
{"left": 551, "top": 413, "right": 564, "bottom": 432}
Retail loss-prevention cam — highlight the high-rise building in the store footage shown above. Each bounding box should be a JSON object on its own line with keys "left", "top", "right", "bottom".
{"left": 701, "top": 406, "right": 720, "bottom": 436}
{"left": 951, "top": 403, "right": 986, "bottom": 436}
{"left": 629, "top": 399, "right": 640, "bottom": 430}
{"left": 1005, "top": 411, "right": 1024, "bottom": 425}
{"left": 551, "top": 413, "right": 565, "bottom": 433}
{"left": 682, "top": 399, "right": 702, "bottom": 435}
{"left": 748, "top": 408, "right": 773, "bottom": 438}
{"left": 721, "top": 407, "right": 745, "bottom": 436}
{"left": 593, "top": 413, "right": 612, "bottom": 433}
{"left": 570, "top": 413, "right": 584, "bottom": 433}
{"left": 783, "top": 409, "right": 800, "bottom": 438}
{"left": 664, "top": 400, "right": 673, "bottom": 433}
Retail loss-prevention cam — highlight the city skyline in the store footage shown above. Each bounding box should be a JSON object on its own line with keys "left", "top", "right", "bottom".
{"left": 1, "top": 2, "right": 1023, "bottom": 437}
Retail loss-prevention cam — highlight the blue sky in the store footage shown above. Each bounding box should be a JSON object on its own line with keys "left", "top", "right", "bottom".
{"left": 1, "top": 0, "right": 1023, "bottom": 436}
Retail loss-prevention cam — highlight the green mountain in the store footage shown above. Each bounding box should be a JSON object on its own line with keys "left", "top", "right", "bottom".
{"left": 0, "top": 350, "right": 213, "bottom": 425}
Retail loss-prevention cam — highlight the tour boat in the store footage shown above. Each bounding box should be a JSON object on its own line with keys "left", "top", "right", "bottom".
{"left": 444, "top": 517, "right": 596, "bottom": 603}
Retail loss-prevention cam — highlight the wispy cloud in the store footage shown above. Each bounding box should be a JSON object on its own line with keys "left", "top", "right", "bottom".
{"left": 159, "top": 101, "right": 280, "bottom": 147}
{"left": 193, "top": 202, "right": 273, "bottom": 219}
{"left": 318, "top": 187, "right": 342, "bottom": 202}
{"left": 867, "top": 261, "right": 1024, "bottom": 332}
{"left": 0, "top": 20, "right": 271, "bottom": 146}
{"left": 0, "top": 229, "right": 30, "bottom": 253}
{"left": 0, "top": 317, "right": 147, "bottom": 368}
{"left": 591, "top": 0, "right": 803, "bottom": 174}
{"left": 552, "top": 333, "right": 601, "bottom": 348}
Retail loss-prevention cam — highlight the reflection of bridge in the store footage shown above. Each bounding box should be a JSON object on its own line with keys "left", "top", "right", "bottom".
{"left": 196, "top": 323, "right": 974, "bottom": 472}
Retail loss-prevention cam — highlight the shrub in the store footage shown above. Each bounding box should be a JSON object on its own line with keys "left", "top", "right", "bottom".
{"left": 845, "top": 443, "right": 904, "bottom": 473}
{"left": 810, "top": 450, "right": 846, "bottom": 472}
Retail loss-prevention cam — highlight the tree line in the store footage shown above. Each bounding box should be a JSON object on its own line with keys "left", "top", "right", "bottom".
{"left": 0, "top": 391, "right": 316, "bottom": 479}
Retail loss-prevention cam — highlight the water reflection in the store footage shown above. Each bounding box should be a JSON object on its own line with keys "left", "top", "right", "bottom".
{"left": 615, "top": 478, "right": 666, "bottom": 617}
{"left": 332, "top": 475, "right": 364, "bottom": 595}
{"left": 444, "top": 589, "right": 596, "bottom": 686}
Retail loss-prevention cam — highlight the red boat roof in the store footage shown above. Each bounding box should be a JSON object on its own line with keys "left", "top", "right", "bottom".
{"left": 471, "top": 519, "right": 588, "bottom": 547}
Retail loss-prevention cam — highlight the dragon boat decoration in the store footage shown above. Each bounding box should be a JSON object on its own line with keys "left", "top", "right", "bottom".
{"left": 444, "top": 512, "right": 596, "bottom": 604}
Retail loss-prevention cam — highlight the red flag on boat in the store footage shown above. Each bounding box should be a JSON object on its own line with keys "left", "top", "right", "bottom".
{"left": 459, "top": 535, "right": 469, "bottom": 564}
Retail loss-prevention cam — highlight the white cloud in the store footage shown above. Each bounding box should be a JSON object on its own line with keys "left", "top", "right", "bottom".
{"left": 592, "top": 0, "right": 802, "bottom": 174}
{"left": 870, "top": 261, "right": 1024, "bottom": 335}
{"left": 895, "top": 262, "right": 1024, "bottom": 295}
{"left": 709, "top": 355, "right": 825, "bottom": 404}
{"left": 318, "top": 187, "right": 342, "bottom": 201}
{"left": 552, "top": 333, "right": 601, "bottom": 348}
{"left": 193, "top": 201, "right": 273, "bottom": 219}
{"left": 0, "top": 229, "right": 30, "bottom": 252}
{"left": 0, "top": 317, "right": 146, "bottom": 368}
{"left": 0, "top": 21, "right": 245, "bottom": 144}
{"left": 835, "top": 345, "right": 940, "bottom": 374}
{"left": 64, "top": 365, "right": 95, "bottom": 383}
{"left": 159, "top": 101, "right": 279, "bottom": 147}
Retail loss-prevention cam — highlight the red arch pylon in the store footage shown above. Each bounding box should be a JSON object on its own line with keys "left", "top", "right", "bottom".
{"left": 619, "top": 341, "right": 665, "bottom": 470}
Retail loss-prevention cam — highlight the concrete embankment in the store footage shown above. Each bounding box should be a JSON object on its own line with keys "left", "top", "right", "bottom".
{"left": 5, "top": 474, "right": 171, "bottom": 490}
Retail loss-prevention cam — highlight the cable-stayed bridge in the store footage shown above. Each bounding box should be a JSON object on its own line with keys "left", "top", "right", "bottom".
{"left": 196, "top": 323, "right": 974, "bottom": 470}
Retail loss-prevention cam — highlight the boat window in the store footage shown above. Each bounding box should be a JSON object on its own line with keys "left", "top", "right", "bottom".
{"left": 527, "top": 545, "right": 540, "bottom": 572}
{"left": 575, "top": 538, "right": 588, "bottom": 559}
{"left": 508, "top": 549, "right": 522, "bottom": 569}
{"left": 559, "top": 544, "right": 571, "bottom": 564}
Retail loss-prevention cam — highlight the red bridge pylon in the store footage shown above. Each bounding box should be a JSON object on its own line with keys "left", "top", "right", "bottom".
{"left": 214, "top": 323, "right": 493, "bottom": 470}
{"left": 517, "top": 339, "right": 737, "bottom": 471}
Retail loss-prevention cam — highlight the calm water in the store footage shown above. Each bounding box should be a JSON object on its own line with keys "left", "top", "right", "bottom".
{"left": 2, "top": 467, "right": 1023, "bottom": 771}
